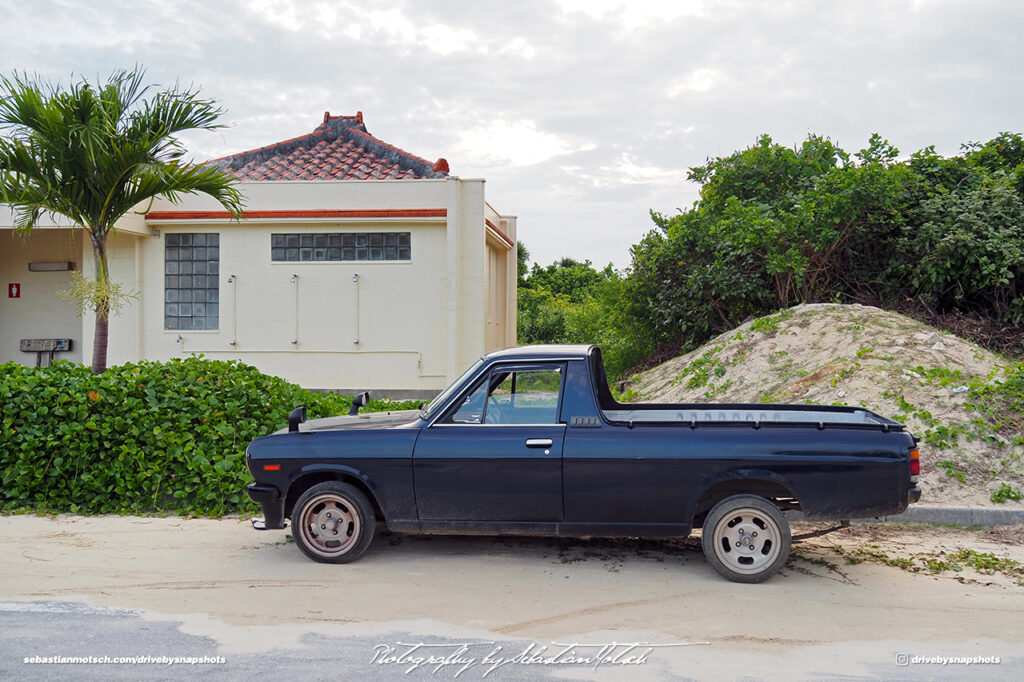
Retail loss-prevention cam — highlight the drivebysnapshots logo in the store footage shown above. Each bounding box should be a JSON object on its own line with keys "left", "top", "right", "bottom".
{"left": 896, "top": 653, "right": 1001, "bottom": 667}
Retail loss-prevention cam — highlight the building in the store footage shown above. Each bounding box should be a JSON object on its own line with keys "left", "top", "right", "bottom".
{"left": 0, "top": 112, "right": 517, "bottom": 396}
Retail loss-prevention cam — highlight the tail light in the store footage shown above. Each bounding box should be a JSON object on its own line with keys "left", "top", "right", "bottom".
{"left": 909, "top": 449, "right": 920, "bottom": 476}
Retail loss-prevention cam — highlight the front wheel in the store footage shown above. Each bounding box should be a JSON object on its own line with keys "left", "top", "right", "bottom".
{"left": 292, "top": 482, "right": 375, "bottom": 564}
{"left": 701, "top": 494, "right": 790, "bottom": 583}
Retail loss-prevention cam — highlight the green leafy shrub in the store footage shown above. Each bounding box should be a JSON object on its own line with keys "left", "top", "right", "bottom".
{"left": 966, "top": 362, "right": 1024, "bottom": 434}
{"left": 0, "top": 358, "right": 419, "bottom": 516}
{"left": 517, "top": 286, "right": 573, "bottom": 346}
{"left": 517, "top": 257, "right": 650, "bottom": 380}
{"left": 618, "top": 131, "right": 1024, "bottom": 357}
{"left": 936, "top": 460, "right": 966, "bottom": 483}
{"left": 895, "top": 176, "right": 1024, "bottom": 323}
{"left": 991, "top": 483, "right": 1023, "bottom": 504}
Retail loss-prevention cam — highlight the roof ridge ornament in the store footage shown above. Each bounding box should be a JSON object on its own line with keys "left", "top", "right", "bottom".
{"left": 213, "top": 112, "right": 448, "bottom": 180}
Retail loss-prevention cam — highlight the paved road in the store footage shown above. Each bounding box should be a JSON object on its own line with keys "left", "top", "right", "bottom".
{"left": 2, "top": 600, "right": 1020, "bottom": 681}
{"left": 1, "top": 515, "right": 1022, "bottom": 680}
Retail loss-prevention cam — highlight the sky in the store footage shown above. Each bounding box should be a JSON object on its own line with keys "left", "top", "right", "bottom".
{"left": 2, "top": 0, "right": 1022, "bottom": 269}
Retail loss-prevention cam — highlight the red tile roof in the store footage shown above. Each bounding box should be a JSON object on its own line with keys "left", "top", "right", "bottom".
{"left": 211, "top": 112, "right": 449, "bottom": 181}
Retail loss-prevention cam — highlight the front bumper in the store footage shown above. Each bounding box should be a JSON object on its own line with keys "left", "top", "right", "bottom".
{"left": 247, "top": 483, "right": 286, "bottom": 530}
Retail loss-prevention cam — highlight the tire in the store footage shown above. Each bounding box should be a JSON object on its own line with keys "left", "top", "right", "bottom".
{"left": 291, "top": 482, "right": 375, "bottom": 564}
{"left": 701, "top": 494, "right": 791, "bottom": 583}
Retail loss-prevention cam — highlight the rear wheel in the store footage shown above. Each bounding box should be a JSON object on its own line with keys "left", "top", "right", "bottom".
{"left": 701, "top": 494, "right": 790, "bottom": 583}
{"left": 292, "top": 482, "right": 375, "bottom": 564}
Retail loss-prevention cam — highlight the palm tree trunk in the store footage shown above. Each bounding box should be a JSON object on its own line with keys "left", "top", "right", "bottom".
{"left": 90, "top": 233, "right": 110, "bottom": 374}
{"left": 92, "top": 309, "right": 109, "bottom": 374}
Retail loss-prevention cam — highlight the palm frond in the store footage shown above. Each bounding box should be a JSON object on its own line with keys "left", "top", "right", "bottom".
{"left": 120, "top": 161, "right": 244, "bottom": 219}
{"left": 0, "top": 67, "right": 242, "bottom": 235}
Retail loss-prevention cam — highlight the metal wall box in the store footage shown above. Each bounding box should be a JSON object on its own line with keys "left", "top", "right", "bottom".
{"left": 28, "top": 262, "right": 74, "bottom": 272}
{"left": 20, "top": 338, "right": 72, "bottom": 352}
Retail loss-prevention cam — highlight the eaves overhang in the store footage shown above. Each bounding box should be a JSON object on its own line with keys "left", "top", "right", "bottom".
{"left": 145, "top": 208, "right": 448, "bottom": 225}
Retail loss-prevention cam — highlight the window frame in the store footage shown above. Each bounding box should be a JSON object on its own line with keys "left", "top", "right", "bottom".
{"left": 270, "top": 231, "right": 412, "bottom": 262}
{"left": 437, "top": 362, "right": 566, "bottom": 427}
{"left": 164, "top": 232, "right": 220, "bottom": 332}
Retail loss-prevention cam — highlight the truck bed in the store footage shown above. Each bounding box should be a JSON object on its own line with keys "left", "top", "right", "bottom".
{"left": 602, "top": 404, "right": 901, "bottom": 428}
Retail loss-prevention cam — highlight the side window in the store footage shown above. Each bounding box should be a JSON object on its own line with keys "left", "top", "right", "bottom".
{"left": 449, "top": 380, "right": 489, "bottom": 424}
{"left": 447, "top": 367, "right": 562, "bottom": 425}
{"left": 165, "top": 232, "right": 220, "bottom": 330}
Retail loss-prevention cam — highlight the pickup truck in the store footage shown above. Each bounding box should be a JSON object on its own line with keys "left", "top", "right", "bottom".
{"left": 245, "top": 344, "right": 921, "bottom": 582}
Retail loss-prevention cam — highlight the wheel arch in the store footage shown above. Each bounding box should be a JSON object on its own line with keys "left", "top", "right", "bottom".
{"left": 691, "top": 470, "right": 800, "bottom": 529}
{"left": 284, "top": 465, "right": 385, "bottom": 522}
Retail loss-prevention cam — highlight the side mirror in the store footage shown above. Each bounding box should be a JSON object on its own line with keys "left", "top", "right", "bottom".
{"left": 288, "top": 406, "right": 307, "bottom": 433}
{"left": 348, "top": 391, "right": 370, "bottom": 416}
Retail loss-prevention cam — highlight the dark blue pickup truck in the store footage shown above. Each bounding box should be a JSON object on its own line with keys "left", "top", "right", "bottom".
{"left": 246, "top": 345, "right": 921, "bottom": 582}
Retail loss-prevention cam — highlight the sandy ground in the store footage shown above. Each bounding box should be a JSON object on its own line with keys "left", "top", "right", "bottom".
{"left": 1, "top": 514, "right": 1022, "bottom": 679}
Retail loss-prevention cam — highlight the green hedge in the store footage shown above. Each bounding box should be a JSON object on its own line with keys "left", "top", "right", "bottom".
{"left": 0, "top": 358, "right": 420, "bottom": 516}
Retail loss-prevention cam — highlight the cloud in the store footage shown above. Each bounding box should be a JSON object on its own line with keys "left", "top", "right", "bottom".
{"left": 2, "top": 0, "right": 1023, "bottom": 268}
{"left": 552, "top": 0, "right": 710, "bottom": 28}
{"left": 454, "top": 119, "right": 590, "bottom": 167}
{"left": 667, "top": 68, "right": 724, "bottom": 96}
{"left": 247, "top": 0, "right": 303, "bottom": 31}
{"left": 601, "top": 154, "right": 688, "bottom": 186}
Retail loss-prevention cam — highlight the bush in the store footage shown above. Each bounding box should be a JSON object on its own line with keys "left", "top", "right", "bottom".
{"left": 896, "top": 176, "right": 1024, "bottom": 323}
{"left": 518, "top": 286, "right": 572, "bottom": 345}
{"left": 518, "top": 260, "right": 650, "bottom": 380}
{"left": 0, "top": 358, "right": 419, "bottom": 516}
{"left": 621, "top": 132, "right": 1024, "bottom": 356}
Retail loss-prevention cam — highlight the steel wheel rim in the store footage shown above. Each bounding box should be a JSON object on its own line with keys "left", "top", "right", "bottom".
{"left": 711, "top": 508, "right": 782, "bottom": 574}
{"left": 298, "top": 493, "right": 362, "bottom": 558}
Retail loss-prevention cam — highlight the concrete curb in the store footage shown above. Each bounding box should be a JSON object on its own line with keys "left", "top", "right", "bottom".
{"left": 787, "top": 506, "right": 1024, "bottom": 527}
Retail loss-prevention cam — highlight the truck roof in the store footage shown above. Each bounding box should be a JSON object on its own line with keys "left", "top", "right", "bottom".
{"left": 483, "top": 344, "right": 594, "bottom": 361}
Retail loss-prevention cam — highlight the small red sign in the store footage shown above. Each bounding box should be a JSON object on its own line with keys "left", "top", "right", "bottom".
{"left": 8, "top": 283, "right": 20, "bottom": 298}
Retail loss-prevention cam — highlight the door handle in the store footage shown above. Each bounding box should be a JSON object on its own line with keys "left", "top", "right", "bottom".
{"left": 525, "top": 438, "right": 554, "bottom": 448}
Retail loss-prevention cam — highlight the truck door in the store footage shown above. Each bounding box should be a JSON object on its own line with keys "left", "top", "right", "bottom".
{"left": 413, "top": 363, "right": 566, "bottom": 522}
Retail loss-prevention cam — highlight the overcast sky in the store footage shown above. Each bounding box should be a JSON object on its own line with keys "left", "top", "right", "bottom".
{"left": 3, "top": 0, "right": 1022, "bottom": 269}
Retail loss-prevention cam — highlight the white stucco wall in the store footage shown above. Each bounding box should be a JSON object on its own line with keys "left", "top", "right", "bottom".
{"left": 126, "top": 220, "right": 451, "bottom": 391}
{"left": 1, "top": 177, "right": 517, "bottom": 394}
{"left": 0, "top": 228, "right": 85, "bottom": 365}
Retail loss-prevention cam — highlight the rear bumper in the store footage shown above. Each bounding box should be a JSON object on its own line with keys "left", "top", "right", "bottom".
{"left": 908, "top": 485, "right": 922, "bottom": 505}
{"left": 247, "top": 483, "right": 286, "bottom": 530}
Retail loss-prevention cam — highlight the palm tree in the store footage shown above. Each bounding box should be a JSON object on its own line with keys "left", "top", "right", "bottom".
{"left": 0, "top": 68, "right": 243, "bottom": 373}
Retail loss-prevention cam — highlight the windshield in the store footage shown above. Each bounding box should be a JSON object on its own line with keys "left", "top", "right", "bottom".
{"left": 420, "top": 357, "right": 486, "bottom": 420}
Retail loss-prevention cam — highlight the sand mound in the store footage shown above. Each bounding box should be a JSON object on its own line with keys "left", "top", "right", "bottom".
{"left": 628, "top": 303, "right": 1024, "bottom": 509}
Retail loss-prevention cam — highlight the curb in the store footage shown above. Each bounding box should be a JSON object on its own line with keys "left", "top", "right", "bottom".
{"left": 787, "top": 506, "right": 1024, "bottom": 527}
